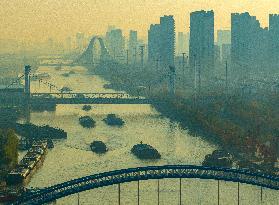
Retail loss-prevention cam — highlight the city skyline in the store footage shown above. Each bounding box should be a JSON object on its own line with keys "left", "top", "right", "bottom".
{"left": 1, "top": 0, "right": 279, "bottom": 43}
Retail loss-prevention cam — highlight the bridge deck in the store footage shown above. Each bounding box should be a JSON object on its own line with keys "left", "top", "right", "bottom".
{"left": 30, "top": 93, "right": 153, "bottom": 104}
{"left": 31, "top": 98, "right": 152, "bottom": 104}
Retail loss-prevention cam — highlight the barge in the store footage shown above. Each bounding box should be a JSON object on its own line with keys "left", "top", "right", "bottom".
{"left": 6, "top": 142, "right": 48, "bottom": 186}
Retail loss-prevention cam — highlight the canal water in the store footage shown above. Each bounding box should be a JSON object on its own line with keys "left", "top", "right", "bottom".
{"left": 22, "top": 65, "right": 278, "bottom": 204}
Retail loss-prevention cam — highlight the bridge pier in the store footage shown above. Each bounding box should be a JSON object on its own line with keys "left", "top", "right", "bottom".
{"left": 137, "top": 180, "right": 140, "bottom": 205}
{"left": 118, "top": 184, "right": 120, "bottom": 205}
{"left": 77, "top": 192, "right": 80, "bottom": 205}
{"left": 260, "top": 186, "right": 263, "bottom": 202}
{"left": 157, "top": 179, "right": 160, "bottom": 205}
{"left": 238, "top": 182, "right": 240, "bottom": 205}
{"left": 217, "top": 180, "right": 220, "bottom": 205}
{"left": 179, "top": 178, "right": 182, "bottom": 205}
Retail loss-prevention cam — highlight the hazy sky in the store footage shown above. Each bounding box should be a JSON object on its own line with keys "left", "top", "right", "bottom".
{"left": 1, "top": 0, "right": 279, "bottom": 42}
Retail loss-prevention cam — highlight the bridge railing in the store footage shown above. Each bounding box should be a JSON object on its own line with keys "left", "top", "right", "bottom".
{"left": 15, "top": 165, "right": 279, "bottom": 205}
{"left": 30, "top": 92, "right": 145, "bottom": 99}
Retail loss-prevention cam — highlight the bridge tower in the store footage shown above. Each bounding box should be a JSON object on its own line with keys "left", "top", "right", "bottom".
{"left": 24, "top": 65, "right": 31, "bottom": 123}
{"left": 24, "top": 65, "right": 31, "bottom": 96}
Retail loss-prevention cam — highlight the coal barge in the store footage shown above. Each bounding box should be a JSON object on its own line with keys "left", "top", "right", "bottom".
{"left": 90, "top": 141, "right": 108, "bottom": 154}
{"left": 15, "top": 123, "right": 67, "bottom": 141}
{"left": 103, "top": 114, "right": 124, "bottom": 126}
{"left": 6, "top": 142, "right": 48, "bottom": 186}
{"left": 131, "top": 142, "right": 161, "bottom": 160}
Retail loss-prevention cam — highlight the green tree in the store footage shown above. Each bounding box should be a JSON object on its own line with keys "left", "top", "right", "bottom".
{"left": 0, "top": 129, "right": 19, "bottom": 169}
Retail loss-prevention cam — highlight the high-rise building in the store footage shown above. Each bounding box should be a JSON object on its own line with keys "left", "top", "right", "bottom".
{"left": 148, "top": 16, "right": 175, "bottom": 67}
{"left": 160, "top": 15, "right": 175, "bottom": 67}
{"left": 106, "top": 28, "right": 125, "bottom": 59}
{"left": 231, "top": 12, "right": 270, "bottom": 71}
{"left": 189, "top": 10, "right": 214, "bottom": 72}
{"left": 231, "top": 12, "right": 257, "bottom": 67}
{"left": 269, "top": 14, "right": 279, "bottom": 65}
{"left": 177, "top": 32, "right": 189, "bottom": 56}
{"left": 129, "top": 30, "right": 138, "bottom": 62}
{"left": 148, "top": 24, "right": 161, "bottom": 63}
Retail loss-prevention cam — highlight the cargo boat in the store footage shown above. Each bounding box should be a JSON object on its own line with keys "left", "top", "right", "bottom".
{"left": 6, "top": 142, "right": 48, "bottom": 186}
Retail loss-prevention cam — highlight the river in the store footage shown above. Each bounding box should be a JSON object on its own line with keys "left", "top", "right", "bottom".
{"left": 21, "top": 65, "right": 278, "bottom": 204}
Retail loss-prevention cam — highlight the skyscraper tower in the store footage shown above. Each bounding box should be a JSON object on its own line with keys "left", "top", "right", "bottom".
{"left": 106, "top": 28, "right": 125, "bottom": 61}
{"left": 148, "top": 24, "right": 161, "bottom": 64}
{"left": 231, "top": 12, "right": 269, "bottom": 72}
{"left": 148, "top": 16, "right": 175, "bottom": 68}
{"left": 189, "top": 10, "right": 214, "bottom": 73}
{"left": 129, "top": 30, "right": 138, "bottom": 63}
{"left": 160, "top": 15, "right": 175, "bottom": 67}
{"left": 269, "top": 14, "right": 279, "bottom": 66}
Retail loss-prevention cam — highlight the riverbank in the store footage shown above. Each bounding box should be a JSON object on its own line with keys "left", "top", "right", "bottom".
{"left": 93, "top": 62, "right": 279, "bottom": 175}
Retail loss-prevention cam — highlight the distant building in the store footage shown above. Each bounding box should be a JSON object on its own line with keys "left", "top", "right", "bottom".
{"left": 160, "top": 15, "right": 175, "bottom": 67}
{"left": 148, "top": 16, "right": 175, "bottom": 68}
{"left": 106, "top": 28, "right": 125, "bottom": 60}
{"left": 189, "top": 10, "right": 214, "bottom": 73}
{"left": 217, "top": 30, "right": 231, "bottom": 46}
{"left": 217, "top": 30, "right": 231, "bottom": 62}
{"left": 148, "top": 24, "right": 161, "bottom": 63}
{"left": 269, "top": 14, "right": 279, "bottom": 66}
{"left": 76, "top": 32, "right": 85, "bottom": 51}
{"left": 65, "top": 37, "right": 72, "bottom": 52}
{"left": 177, "top": 32, "right": 188, "bottom": 56}
{"left": 138, "top": 39, "right": 148, "bottom": 62}
{"left": 231, "top": 12, "right": 270, "bottom": 72}
{"left": 47, "top": 38, "right": 54, "bottom": 52}
{"left": 214, "top": 45, "right": 221, "bottom": 64}
{"left": 129, "top": 30, "right": 138, "bottom": 63}
{"left": 231, "top": 12, "right": 258, "bottom": 67}
{"left": 222, "top": 43, "right": 231, "bottom": 63}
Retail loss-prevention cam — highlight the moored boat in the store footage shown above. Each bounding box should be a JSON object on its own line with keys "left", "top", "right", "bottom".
{"left": 79, "top": 116, "right": 96, "bottom": 128}
{"left": 90, "top": 141, "right": 108, "bottom": 154}
{"left": 131, "top": 142, "right": 161, "bottom": 160}
{"left": 82, "top": 105, "right": 92, "bottom": 111}
{"left": 103, "top": 114, "right": 124, "bottom": 126}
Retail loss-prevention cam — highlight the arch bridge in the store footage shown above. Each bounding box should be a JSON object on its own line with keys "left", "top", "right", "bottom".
{"left": 74, "top": 36, "right": 110, "bottom": 65}
{"left": 13, "top": 165, "right": 279, "bottom": 205}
